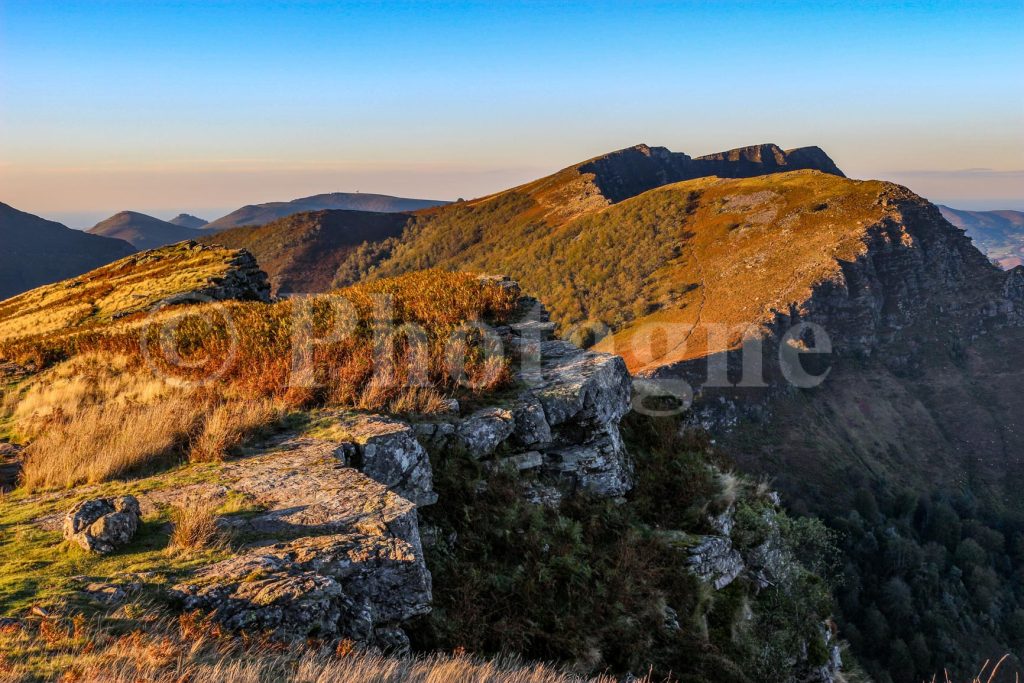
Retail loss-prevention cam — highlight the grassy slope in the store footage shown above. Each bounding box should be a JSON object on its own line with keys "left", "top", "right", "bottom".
{"left": 199, "top": 209, "right": 409, "bottom": 294}
{"left": 0, "top": 242, "right": 255, "bottom": 343}
{"left": 373, "top": 170, "right": 887, "bottom": 366}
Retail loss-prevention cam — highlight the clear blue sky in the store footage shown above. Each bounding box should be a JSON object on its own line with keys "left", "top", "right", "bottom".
{"left": 1, "top": 0, "right": 1021, "bottom": 226}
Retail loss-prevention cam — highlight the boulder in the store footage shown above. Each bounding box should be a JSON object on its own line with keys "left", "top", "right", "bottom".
{"left": 63, "top": 496, "right": 141, "bottom": 554}
{"left": 334, "top": 414, "right": 437, "bottom": 506}
{"left": 455, "top": 407, "right": 515, "bottom": 458}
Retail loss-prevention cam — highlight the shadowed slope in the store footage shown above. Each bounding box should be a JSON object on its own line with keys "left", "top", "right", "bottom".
{"left": 199, "top": 209, "right": 410, "bottom": 295}
{"left": 0, "top": 202, "right": 136, "bottom": 301}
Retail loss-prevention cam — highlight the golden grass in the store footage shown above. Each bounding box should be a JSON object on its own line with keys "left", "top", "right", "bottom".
{"left": 0, "top": 608, "right": 617, "bottom": 683}
{"left": 189, "top": 398, "right": 282, "bottom": 463}
{"left": 930, "top": 655, "right": 1019, "bottom": 683}
{"left": 19, "top": 396, "right": 204, "bottom": 492}
{"left": 0, "top": 242, "right": 253, "bottom": 344}
{"left": 168, "top": 499, "right": 222, "bottom": 555}
{"left": 2, "top": 271, "right": 518, "bottom": 490}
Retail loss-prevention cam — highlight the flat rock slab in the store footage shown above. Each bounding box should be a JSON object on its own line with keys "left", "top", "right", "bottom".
{"left": 170, "top": 437, "right": 430, "bottom": 648}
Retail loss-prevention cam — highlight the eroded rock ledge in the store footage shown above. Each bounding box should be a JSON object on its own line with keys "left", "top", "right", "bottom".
{"left": 170, "top": 440, "right": 430, "bottom": 650}
{"left": 169, "top": 281, "right": 636, "bottom": 647}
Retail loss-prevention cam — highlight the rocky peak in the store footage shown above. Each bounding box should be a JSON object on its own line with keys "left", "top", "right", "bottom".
{"left": 576, "top": 142, "right": 845, "bottom": 205}
{"left": 693, "top": 143, "right": 846, "bottom": 178}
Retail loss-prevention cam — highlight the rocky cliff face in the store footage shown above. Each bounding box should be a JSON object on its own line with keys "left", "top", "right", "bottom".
{"left": 414, "top": 291, "right": 634, "bottom": 505}
{"left": 653, "top": 186, "right": 1024, "bottom": 514}
{"left": 577, "top": 143, "right": 845, "bottom": 204}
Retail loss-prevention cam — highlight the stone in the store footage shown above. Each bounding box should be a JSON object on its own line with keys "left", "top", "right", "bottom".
{"left": 687, "top": 535, "right": 745, "bottom": 590}
{"left": 336, "top": 414, "right": 436, "bottom": 506}
{"left": 171, "top": 439, "right": 431, "bottom": 647}
{"left": 531, "top": 341, "right": 632, "bottom": 428}
{"left": 455, "top": 407, "right": 515, "bottom": 458}
{"left": 543, "top": 428, "right": 633, "bottom": 498}
{"left": 62, "top": 496, "right": 141, "bottom": 554}
{"left": 485, "top": 451, "right": 544, "bottom": 473}
{"left": 510, "top": 397, "right": 551, "bottom": 447}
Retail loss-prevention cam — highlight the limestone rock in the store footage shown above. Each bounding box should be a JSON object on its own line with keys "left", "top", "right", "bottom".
{"left": 62, "top": 496, "right": 141, "bottom": 554}
{"left": 171, "top": 440, "right": 431, "bottom": 647}
{"left": 336, "top": 414, "right": 436, "bottom": 506}
{"left": 455, "top": 407, "right": 515, "bottom": 457}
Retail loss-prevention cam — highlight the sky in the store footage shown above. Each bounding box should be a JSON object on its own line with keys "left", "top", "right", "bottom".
{"left": 1, "top": 0, "right": 1022, "bottom": 228}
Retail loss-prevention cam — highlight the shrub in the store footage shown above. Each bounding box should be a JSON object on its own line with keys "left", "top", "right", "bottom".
{"left": 169, "top": 500, "right": 223, "bottom": 554}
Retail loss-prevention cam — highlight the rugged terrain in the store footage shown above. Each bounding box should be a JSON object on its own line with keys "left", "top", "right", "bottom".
{"left": 336, "top": 143, "right": 1024, "bottom": 679}
{"left": 0, "top": 248, "right": 844, "bottom": 681}
{"left": 198, "top": 209, "right": 409, "bottom": 295}
{"left": 0, "top": 202, "right": 136, "bottom": 301}
{"left": 88, "top": 211, "right": 206, "bottom": 251}
{"left": 203, "top": 192, "right": 449, "bottom": 232}
{"left": 2, "top": 142, "right": 1022, "bottom": 681}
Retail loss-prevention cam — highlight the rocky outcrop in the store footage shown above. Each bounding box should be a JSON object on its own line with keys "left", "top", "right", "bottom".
{"left": 576, "top": 143, "right": 845, "bottom": 204}
{"left": 414, "top": 290, "right": 634, "bottom": 503}
{"left": 63, "top": 496, "right": 141, "bottom": 554}
{"left": 330, "top": 413, "right": 437, "bottom": 506}
{"left": 171, "top": 440, "right": 430, "bottom": 649}
{"left": 167, "top": 282, "right": 633, "bottom": 645}
{"left": 158, "top": 242, "right": 272, "bottom": 304}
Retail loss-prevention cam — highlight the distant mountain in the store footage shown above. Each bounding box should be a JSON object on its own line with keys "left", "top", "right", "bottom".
{"left": 88, "top": 211, "right": 206, "bottom": 251}
{"left": 168, "top": 213, "right": 208, "bottom": 229}
{"left": 938, "top": 205, "right": 1024, "bottom": 269}
{"left": 203, "top": 192, "right": 449, "bottom": 232}
{"left": 198, "top": 209, "right": 409, "bottom": 295}
{"left": 0, "top": 201, "right": 136, "bottom": 301}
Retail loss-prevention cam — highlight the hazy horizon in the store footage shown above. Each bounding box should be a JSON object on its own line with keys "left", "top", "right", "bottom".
{"left": 2, "top": 0, "right": 1022, "bottom": 225}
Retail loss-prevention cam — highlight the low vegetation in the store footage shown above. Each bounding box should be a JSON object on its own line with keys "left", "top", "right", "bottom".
{"left": 0, "top": 242, "right": 258, "bottom": 344}
{"left": 0, "top": 269, "right": 518, "bottom": 491}
{"left": 0, "top": 607, "right": 614, "bottom": 683}
{"left": 413, "top": 412, "right": 839, "bottom": 681}
{"left": 168, "top": 499, "right": 223, "bottom": 555}
{"left": 360, "top": 171, "right": 889, "bottom": 369}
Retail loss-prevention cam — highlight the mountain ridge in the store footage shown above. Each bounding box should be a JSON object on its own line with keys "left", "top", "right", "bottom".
{"left": 0, "top": 202, "right": 137, "bottom": 301}
{"left": 203, "top": 192, "right": 449, "bottom": 232}
{"left": 88, "top": 210, "right": 206, "bottom": 250}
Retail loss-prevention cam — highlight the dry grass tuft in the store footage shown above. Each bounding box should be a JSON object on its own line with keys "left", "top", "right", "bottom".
{"left": 168, "top": 500, "right": 223, "bottom": 554}
{"left": 189, "top": 398, "right": 282, "bottom": 463}
{"left": 930, "top": 655, "right": 1019, "bottom": 683}
{"left": 2, "top": 271, "right": 518, "bottom": 490}
{"left": 20, "top": 397, "right": 204, "bottom": 491}
{"left": 0, "top": 607, "right": 618, "bottom": 683}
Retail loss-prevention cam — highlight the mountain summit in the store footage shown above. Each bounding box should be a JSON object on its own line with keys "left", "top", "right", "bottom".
{"left": 168, "top": 213, "right": 208, "bottom": 229}
{"left": 88, "top": 211, "right": 206, "bottom": 250}
{"left": 575, "top": 142, "right": 844, "bottom": 202}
